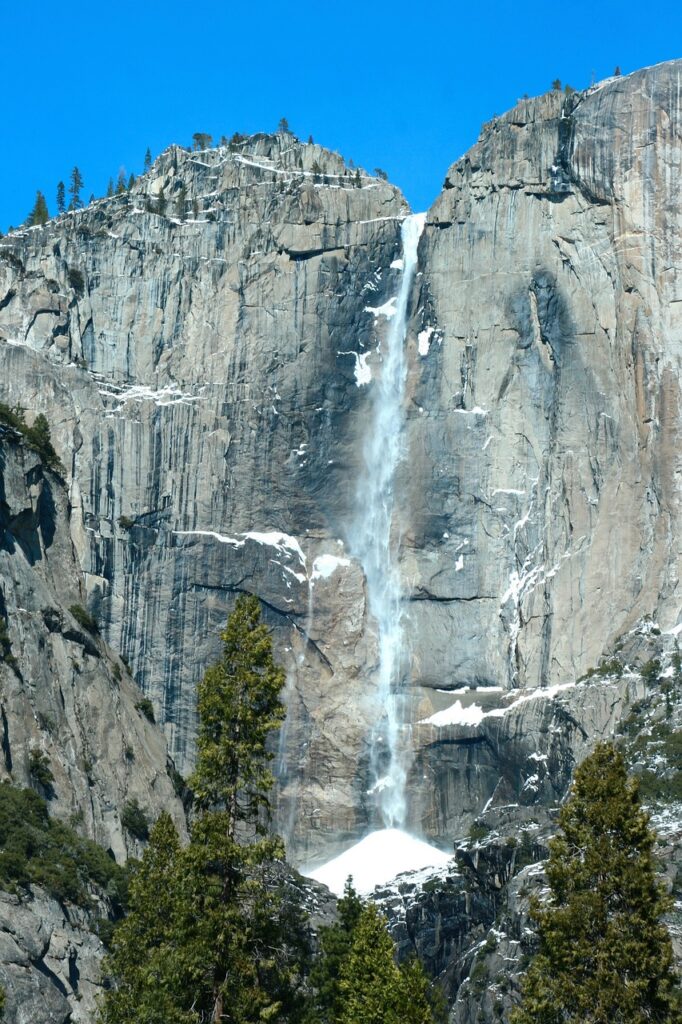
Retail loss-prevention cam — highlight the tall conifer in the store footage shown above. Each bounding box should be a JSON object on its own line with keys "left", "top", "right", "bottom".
{"left": 512, "top": 743, "right": 681, "bottom": 1024}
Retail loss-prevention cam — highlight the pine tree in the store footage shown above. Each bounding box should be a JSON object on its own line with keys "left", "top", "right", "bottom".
{"left": 99, "top": 595, "right": 304, "bottom": 1024}
{"left": 27, "top": 191, "right": 49, "bottom": 226}
{"left": 338, "top": 903, "right": 435, "bottom": 1024}
{"left": 144, "top": 147, "right": 152, "bottom": 172}
{"left": 305, "top": 877, "right": 364, "bottom": 1022}
{"left": 56, "top": 181, "right": 65, "bottom": 214}
{"left": 512, "top": 743, "right": 681, "bottom": 1024}
{"left": 99, "top": 813, "right": 193, "bottom": 1024}
{"left": 127, "top": 173, "right": 136, "bottom": 190}
{"left": 116, "top": 170, "right": 126, "bottom": 195}
{"left": 68, "top": 166, "right": 84, "bottom": 209}
{"left": 106, "top": 178, "right": 114, "bottom": 198}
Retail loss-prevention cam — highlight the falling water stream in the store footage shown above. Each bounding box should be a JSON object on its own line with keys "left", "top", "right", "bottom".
{"left": 350, "top": 213, "right": 426, "bottom": 828}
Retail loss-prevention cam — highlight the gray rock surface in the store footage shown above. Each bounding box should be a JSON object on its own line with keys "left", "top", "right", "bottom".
{"left": 1, "top": 65, "right": 681, "bottom": 864}
{"left": 0, "top": 433, "right": 185, "bottom": 857}
{"left": 0, "top": 887, "right": 105, "bottom": 1024}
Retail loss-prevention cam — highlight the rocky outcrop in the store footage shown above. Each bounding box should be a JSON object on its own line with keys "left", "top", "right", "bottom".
{"left": 1, "top": 64, "right": 682, "bottom": 863}
{"left": 0, "top": 134, "right": 408, "bottom": 860}
{"left": 0, "top": 888, "right": 105, "bottom": 1024}
{"left": 407, "top": 61, "right": 682, "bottom": 703}
{"left": 0, "top": 433, "right": 185, "bottom": 857}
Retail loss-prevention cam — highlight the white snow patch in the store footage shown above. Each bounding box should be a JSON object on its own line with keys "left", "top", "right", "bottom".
{"left": 390, "top": 258, "right": 404, "bottom": 270}
{"left": 422, "top": 700, "right": 487, "bottom": 728}
{"left": 455, "top": 554, "right": 464, "bottom": 572}
{"left": 365, "top": 297, "right": 397, "bottom": 320}
{"left": 483, "top": 435, "right": 494, "bottom": 451}
{"left": 173, "top": 529, "right": 306, "bottom": 567}
{"left": 338, "top": 350, "right": 372, "bottom": 386}
{"left": 421, "top": 682, "right": 578, "bottom": 729}
{"left": 304, "top": 829, "right": 452, "bottom": 896}
{"left": 98, "top": 382, "right": 200, "bottom": 407}
{"left": 454, "top": 406, "right": 488, "bottom": 416}
{"left": 311, "top": 554, "right": 350, "bottom": 581}
{"left": 417, "top": 330, "right": 429, "bottom": 356}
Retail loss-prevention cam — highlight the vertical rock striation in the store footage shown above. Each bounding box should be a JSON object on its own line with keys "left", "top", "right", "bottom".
{"left": 1, "top": 64, "right": 681, "bottom": 861}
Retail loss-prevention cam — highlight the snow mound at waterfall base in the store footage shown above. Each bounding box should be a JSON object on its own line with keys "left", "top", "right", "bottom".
{"left": 304, "top": 829, "right": 453, "bottom": 896}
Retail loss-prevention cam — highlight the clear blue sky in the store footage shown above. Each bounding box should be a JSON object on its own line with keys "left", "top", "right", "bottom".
{"left": 2, "top": 1, "right": 680, "bottom": 232}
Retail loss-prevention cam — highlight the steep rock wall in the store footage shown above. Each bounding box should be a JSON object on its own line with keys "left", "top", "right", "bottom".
{"left": 0, "top": 64, "right": 681, "bottom": 861}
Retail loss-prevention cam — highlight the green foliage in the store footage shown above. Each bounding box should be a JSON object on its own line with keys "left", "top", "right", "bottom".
{"left": 28, "top": 748, "right": 55, "bottom": 790}
{"left": 27, "top": 190, "right": 49, "bottom": 226}
{"left": 118, "top": 515, "right": 135, "bottom": 530}
{"left": 338, "top": 902, "right": 435, "bottom": 1024}
{"left": 551, "top": 78, "right": 562, "bottom": 90}
{"left": 468, "top": 820, "right": 491, "bottom": 843}
{"left": 306, "top": 877, "right": 364, "bottom": 1022}
{"left": 100, "top": 595, "right": 307, "bottom": 1024}
{"left": 512, "top": 743, "right": 682, "bottom": 1024}
{"left": 641, "top": 658, "right": 661, "bottom": 684}
{"left": 191, "top": 132, "right": 213, "bottom": 150}
{"left": 69, "top": 165, "right": 84, "bottom": 209}
{"left": 70, "top": 603, "right": 99, "bottom": 635}
{"left": 135, "top": 698, "right": 155, "bottom": 723}
{"left": 0, "top": 782, "right": 128, "bottom": 909}
{"left": 144, "top": 147, "right": 152, "bottom": 171}
{"left": 99, "top": 812, "right": 190, "bottom": 1023}
{"left": 580, "top": 657, "right": 623, "bottom": 681}
{"left": 306, "top": 878, "right": 439, "bottom": 1024}
{"left": 630, "top": 723, "right": 682, "bottom": 804}
{"left": 56, "top": 180, "right": 65, "bottom": 214}
{"left": 0, "top": 404, "right": 62, "bottom": 471}
{"left": 26, "top": 413, "right": 61, "bottom": 470}
{"left": 121, "top": 799, "right": 149, "bottom": 841}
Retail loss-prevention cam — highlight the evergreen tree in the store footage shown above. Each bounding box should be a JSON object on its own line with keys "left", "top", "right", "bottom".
{"left": 99, "top": 813, "right": 192, "bottom": 1024}
{"left": 144, "top": 147, "right": 152, "bottom": 171}
{"left": 68, "top": 166, "right": 84, "bottom": 209}
{"left": 56, "top": 181, "right": 65, "bottom": 214}
{"left": 25, "top": 412, "right": 60, "bottom": 470}
{"left": 116, "top": 170, "right": 127, "bottom": 195}
{"left": 106, "top": 178, "right": 114, "bottom": 198}
{"left": 338, "top": 903, "right": 435, "bottom": 1024}
{"left": 305, "top": 878, "right": 364, "bottom": 1022}
{"left": 192, "top": 132, "right": 212, "bottom": 151}
{"left": 512, "top": 743, "right": 681, "bottom": 1024}
{"left": 99, "top": 595, "right": 304, "bottom": 1024}
{"left": 27, "top": 191, "right": 49, "bottom": 226}
{"left": 127, "top": 173, "right": 136, "bottom": 190}
{"left": 278, "top": 117, "right": 290, "bottom": 133}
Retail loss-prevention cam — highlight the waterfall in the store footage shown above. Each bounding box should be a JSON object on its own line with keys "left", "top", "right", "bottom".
{"left": 351, "top": 212, "right": 425, "bottom": 829}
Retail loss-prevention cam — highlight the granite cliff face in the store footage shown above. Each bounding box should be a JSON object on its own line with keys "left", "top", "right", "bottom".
{"left": 1, "top": 63, "right": 681, "bottom": 865}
